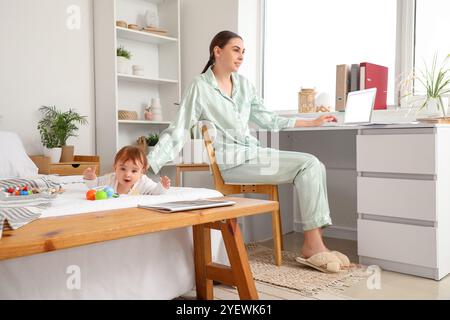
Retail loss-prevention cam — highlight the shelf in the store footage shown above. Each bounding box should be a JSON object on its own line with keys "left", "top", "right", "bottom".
{"left": 118, "top": 120, "right": 172, "bottom": 125}
{"left": 117, "top": 74, "right": 178, "bottom": 85}
{"left": 116, "top": 27, "right": 177, "bottom": 45}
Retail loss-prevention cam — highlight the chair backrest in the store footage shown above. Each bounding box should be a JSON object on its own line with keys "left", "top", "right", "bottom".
{"left": 202, "top": 125, "right": 239, "bottom": 195}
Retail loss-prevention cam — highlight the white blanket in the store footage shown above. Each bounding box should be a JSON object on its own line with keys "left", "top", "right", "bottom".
{"left": 42, "top": 176, "right": 223, "bottom": 218}
{"left": 0, "top": 176, "right": 228, "bottom": 300}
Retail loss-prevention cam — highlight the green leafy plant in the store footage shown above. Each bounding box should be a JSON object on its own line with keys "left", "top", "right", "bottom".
{"left": 145, "top": 133, "right": 159, "bottom": 147}
{"left": 37, "top": 106, "right": 88, "bottom": 148}
{"left": 416, "top": 54, "right": 450, "bottom": 113}
{"left": 117, "top": 45, "right": 132, "bottom": 60}
{"left": 401, "top": 53, "right": 450, "bottom": 116}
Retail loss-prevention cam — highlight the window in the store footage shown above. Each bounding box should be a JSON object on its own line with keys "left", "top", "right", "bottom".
{"left": 414, "top": 0, "right": 450, "bottom": 94}
{"left": 263, "top": 0, "right": 397, "bottom": 111}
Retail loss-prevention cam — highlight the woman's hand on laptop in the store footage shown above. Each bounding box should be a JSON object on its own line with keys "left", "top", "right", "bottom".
{"left": 313, "top": 115, "right": 337, "bottom": 126}
{"left": 294, "top": 115, "right": 337, "bottom": 127}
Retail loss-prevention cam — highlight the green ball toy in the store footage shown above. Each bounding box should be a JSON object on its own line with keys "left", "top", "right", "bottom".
{"left": 95, "top": 190, "right": 108, "bottom": 200}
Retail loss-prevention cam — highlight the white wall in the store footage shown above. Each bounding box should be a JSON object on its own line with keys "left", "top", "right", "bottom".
{"left": 180, "top": 0, "right": 239, "bottom": 92}
{"left": 0, "top": 0, "right": 95, "bottom": 155}
{"left": 179, "top": 0, "right": 239, "bottom": 190}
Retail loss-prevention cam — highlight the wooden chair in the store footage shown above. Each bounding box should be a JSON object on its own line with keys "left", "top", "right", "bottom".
{"left": 202, "top": 126, "right": 283, "bottom": 266}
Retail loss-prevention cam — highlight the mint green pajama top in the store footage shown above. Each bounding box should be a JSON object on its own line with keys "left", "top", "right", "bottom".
{"left": 148, "top": 67, "right": 296, "bottom": 174}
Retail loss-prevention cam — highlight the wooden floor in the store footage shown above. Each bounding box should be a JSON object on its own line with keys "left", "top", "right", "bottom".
{"left": 179, "top": 232, "right": 450, "bottom": 300}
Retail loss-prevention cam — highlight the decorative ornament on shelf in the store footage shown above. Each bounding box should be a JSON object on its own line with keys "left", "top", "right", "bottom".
{"left": 127, "top": 24, "right": 139, "bottom": 31}
{"left": 116, "top": 20, "right": 128, "bottom": 28}
{"left": 145, "top": 8, "right": 159, "bottom": 28}
{"left": 118, "top": 109, "right": 138, "bottom": 120}
{"left": 116, "top": 45, "right": 132, "bottom": 74}
{"left": 143, "top": 105, "right": 153, "bottom": 120}
{"left": 149, "top": 98, "right": 163, "bottom": 121}
{"left": 298, "top": 88, "right": 316, "bottom": 113}
{"left": 400, "top": 53, "right": 450, "bottom": 122}
{"left": 145, "top": 133, "right": 159, "bottom": 155}
{"left": 132, "top": 65, "right": 144, "bottom": 77}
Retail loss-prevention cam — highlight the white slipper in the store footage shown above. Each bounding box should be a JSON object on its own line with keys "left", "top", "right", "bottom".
{"left": 295, "top": 251, "right": 342, "bottom": 273}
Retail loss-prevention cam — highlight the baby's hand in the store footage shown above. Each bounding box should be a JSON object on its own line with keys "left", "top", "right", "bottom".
{"left": 83, "top": 167, "right": 97, "bottom": 180}
{"left": 160, "top": 176, "right": 171, "bottom": 189}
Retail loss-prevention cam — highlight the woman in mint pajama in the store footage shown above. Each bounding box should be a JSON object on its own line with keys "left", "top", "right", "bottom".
{"left": 149, "top": 31, "right": 350, "bottom": 272}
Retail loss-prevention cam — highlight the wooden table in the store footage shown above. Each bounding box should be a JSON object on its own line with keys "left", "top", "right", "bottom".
{"left": 0, "top": 197, "right": 278, "bottom": 300}
{"left": 175, "top": 163, "right": 210, "bottom": 187}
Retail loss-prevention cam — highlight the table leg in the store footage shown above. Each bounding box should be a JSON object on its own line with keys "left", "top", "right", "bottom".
{"left": 220, "top": 219, "right": 259, "bottom": 300}
{"left": 193, "top": 224, "right": 213, "bottom": 300}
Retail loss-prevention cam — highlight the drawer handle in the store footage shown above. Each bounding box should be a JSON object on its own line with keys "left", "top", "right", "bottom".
{"left": 71, "top": 164, "right": 81, "bottom": 168}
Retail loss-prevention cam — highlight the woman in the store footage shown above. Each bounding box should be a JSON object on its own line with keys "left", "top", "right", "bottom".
{"left": 149, "top": 31, "right": 349, "bottom": 273}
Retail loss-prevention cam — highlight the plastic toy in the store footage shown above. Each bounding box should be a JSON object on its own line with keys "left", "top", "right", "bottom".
{"left": 2, "top": 185, "right": 64, "bottom": 199}
{"left": 4, "top": 186, "right": 39, "bottom": 196}
{"left": 86, "top": 187, "right": 119, "bottom": 201}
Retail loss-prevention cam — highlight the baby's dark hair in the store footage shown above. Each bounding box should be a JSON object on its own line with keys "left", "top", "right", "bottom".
{"left": 114, "top": 146, "right": 149, "bottom": 171}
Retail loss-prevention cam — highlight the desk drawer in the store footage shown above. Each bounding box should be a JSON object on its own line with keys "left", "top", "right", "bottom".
{"left": 357, "top": 177, "right": 436, "bottom": 221}
{"left": 48, "top": 163, "right": 99, "bottom": 176}
{"left": 358, "top": 219, "right": 437, "bottom": 268}
{"left": 357, "top": 134, "right": 435, "bottom": 174}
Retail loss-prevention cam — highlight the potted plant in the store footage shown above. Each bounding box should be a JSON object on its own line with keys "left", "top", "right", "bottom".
{"left": 37, "top": 105, "right": 88, "bottom": 163}
{"left": 145, "top": 133, "right": 159, "bottom": 154}
{"left": 401, "top": 53, "right": 450, "bottom": 119}
{"left": 117, "top": 45, "right": 132, "bottom": 75}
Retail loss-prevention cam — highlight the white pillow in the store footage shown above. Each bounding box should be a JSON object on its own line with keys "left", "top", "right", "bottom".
{"left": 0, "top": 131, "right": 39, "bottom": 178}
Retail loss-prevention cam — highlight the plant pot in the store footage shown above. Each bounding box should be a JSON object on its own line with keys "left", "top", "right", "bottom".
{"left": 416, "top": 97, "right": 449, "bottom": 119}
{"left": 43, "top": 147, "right": 62, "bottom": 164}
{"left": 147, "top": 146, "right": 156, "bottom": 155}
{"left": 117, "top": 56, "right": 131, "bottom": 74}
{"left": 60, "top": 145, "right": 74, "bottom": 162}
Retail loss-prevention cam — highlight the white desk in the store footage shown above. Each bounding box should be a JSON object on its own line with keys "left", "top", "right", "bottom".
{"left": 274, "top": 123, "right": 450, "bottom": 280}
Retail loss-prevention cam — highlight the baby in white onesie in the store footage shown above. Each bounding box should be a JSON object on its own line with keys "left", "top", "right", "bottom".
{"left": 83, "top": 145, "right": 170, "bottom": 195}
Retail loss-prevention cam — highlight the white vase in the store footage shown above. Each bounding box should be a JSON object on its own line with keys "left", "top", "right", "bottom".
{"left": 117, "top": 56, "right": 131, "bottom": 74}
{"left": 417, "top": 97, "right": 449, "bottom": 119}
{"left": 145, "top": 9, "right": 159, "bottom": 28}
{"left": 43, "top": 147, "right": 62, "bottom": 164}
{"left": 147, "top": 146, "right": 156, "bottom": 155}
{"left": 151, "top": 98, "right": 163, "bottom": 121}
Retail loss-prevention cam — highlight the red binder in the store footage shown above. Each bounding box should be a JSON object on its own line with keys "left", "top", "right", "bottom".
{"left": 360, "top": 62, "right": 388, "bottom": 110}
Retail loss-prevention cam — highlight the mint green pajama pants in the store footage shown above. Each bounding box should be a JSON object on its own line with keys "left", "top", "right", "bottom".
{"left": 221, "top": 148, "right": 332, "bottom": 231}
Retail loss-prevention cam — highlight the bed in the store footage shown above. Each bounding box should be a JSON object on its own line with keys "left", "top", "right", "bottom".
{"left": 0, "top": 131, "right": 228, "bottom": 300}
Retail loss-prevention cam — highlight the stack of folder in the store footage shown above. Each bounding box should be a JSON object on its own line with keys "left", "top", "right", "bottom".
{"left": 336, "top": 62, "right": 388, "bottom": 111}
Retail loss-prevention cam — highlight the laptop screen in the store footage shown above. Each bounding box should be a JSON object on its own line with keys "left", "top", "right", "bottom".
{"left": 344, "top": 88, "right": 377, "bottom": 124}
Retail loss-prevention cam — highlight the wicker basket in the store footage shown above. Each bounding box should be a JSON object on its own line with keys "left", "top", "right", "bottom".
{"left": 116, "top": 20, "right": 128, "bottom": 28}
{"left": 118, "top": 110, "right": 138, "bottom": 120}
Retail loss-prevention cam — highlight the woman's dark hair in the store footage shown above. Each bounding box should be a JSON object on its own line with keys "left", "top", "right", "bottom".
{"left": 201, "top": 30, "right": 242, "bottom": 74}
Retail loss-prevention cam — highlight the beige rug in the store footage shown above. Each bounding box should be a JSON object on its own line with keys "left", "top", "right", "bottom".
{"left": 247, "top": 244, "right": 368, "bottom": 297}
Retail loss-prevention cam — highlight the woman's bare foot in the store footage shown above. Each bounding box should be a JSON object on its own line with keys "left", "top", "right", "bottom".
{"left": 299, "top": 228, "right": 330, "bottom": 258}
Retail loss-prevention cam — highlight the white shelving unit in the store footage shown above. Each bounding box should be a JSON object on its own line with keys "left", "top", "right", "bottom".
{"left": 117, "top": 73, "right": 178, "bottom": 85}
{"left": 94, "top": 0, "right": 180, "bottom": 174}
{"left": 118, "top": 120, "right": 172, "bottom": 125}
{"left": 116, "top": 26, "right": 178, "bottom": 44}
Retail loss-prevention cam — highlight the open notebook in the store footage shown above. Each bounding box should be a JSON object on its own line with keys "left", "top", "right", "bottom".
{"left": 138, "top": 199, "right": 236, "bottom": 213}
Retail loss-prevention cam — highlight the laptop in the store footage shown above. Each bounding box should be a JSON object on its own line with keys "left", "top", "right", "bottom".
{"left": 138, "top": 199, "right": 236, "bottom": 213}
{"left": 323, "top": 88, "right": 377, "bottom": 126}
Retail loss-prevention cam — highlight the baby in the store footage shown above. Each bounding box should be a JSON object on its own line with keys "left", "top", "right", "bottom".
{"left": 83, "top": 145, "right": 170, "bottom": 195}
